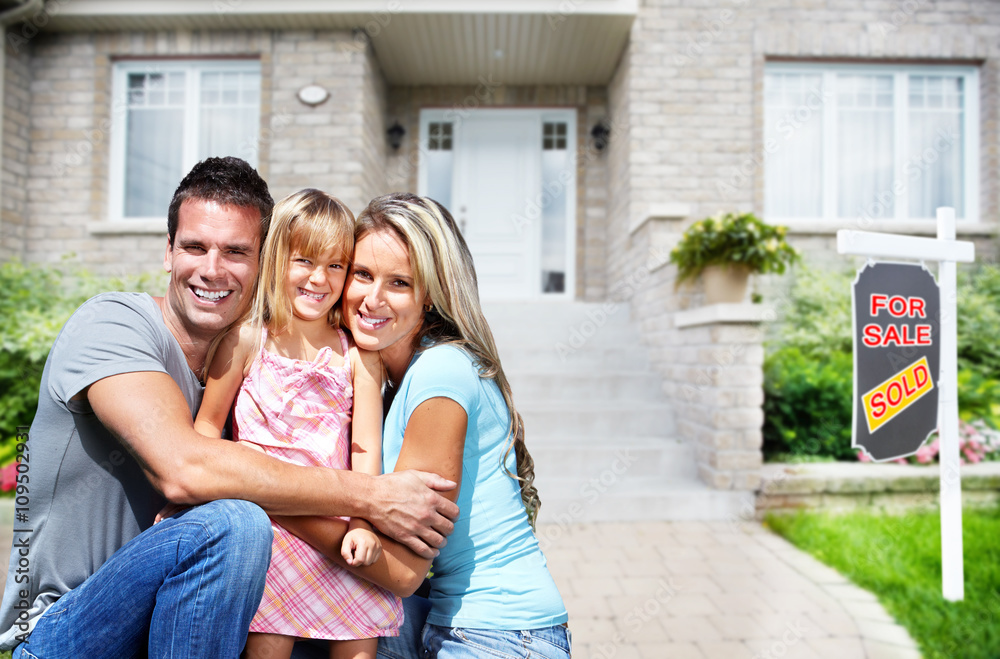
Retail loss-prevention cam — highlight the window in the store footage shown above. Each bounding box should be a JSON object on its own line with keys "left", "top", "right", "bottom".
{"left": 764, "top": 64, "right": 978, "bottom": 223}
{"left": 110, "top": 60, "right": 261, "bottom": 220}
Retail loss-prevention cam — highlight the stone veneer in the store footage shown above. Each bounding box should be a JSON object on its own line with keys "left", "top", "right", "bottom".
{"left": 0, "top": 41, "right": 31, "bottom": 262}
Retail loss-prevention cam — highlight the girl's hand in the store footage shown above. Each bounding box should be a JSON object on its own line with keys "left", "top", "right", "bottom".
{"left": 342, "top": 525, "right": 383, "bottom": 567}
{"left": 154, "top": 502, "right": 191, "bottom": 524}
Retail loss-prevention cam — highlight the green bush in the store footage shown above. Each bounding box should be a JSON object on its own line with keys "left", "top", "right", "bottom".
{"left": 762, "top": 347, "right": 855, "bottom": 460}
{"left": 0, "top": 260, "right": 163, "bottom": 458}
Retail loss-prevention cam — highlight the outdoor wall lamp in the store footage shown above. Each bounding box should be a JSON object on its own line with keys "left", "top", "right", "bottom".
{"left": 591, "top": 121, "right": 610, "bottom": 151}
{"left": 387, "top": 122, "right": 406, "bottom": 150}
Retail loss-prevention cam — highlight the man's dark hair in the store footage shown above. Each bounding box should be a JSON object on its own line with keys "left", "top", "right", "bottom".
{"left": 167, "top": 157, "right": 274, "bottom": 247}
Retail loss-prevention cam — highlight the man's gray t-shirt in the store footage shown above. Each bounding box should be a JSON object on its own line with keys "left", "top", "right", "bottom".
{"left": 0, "top": 292, "right": 203, "bottom": 648}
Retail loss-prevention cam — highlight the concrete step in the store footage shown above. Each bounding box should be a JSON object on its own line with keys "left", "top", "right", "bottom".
{"left": 518, "top": 402, "right": 675, "bottom": 437}
{"left": 530, "top": 437, "right": 697, "bottom": 482}
{"left": 497, "top": 345, "right": 652, "bottom": 371}
{"left": 508, "top": 370, "right": 667, "bottom": 402}
{"left": 534, "top": 476, "right": 755, "bottom": 524}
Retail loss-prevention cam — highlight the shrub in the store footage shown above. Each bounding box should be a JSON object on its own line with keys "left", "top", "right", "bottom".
{"left": 0, "top": 260, "right": 163, "bottom": 464}
{"left": 762, "top": 347, "right": 855, "bottom": 460}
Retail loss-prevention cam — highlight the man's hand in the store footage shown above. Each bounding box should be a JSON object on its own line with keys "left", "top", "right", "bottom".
{"left": 368, "top": 470, "right": 458, "bottom": 560}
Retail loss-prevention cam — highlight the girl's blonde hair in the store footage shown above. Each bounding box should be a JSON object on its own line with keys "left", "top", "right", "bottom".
{"left": 252, "top": 188, "right": 355, "bottom": 337}
{"left": 355, "top": 193, "right": 541, "bottom": 527}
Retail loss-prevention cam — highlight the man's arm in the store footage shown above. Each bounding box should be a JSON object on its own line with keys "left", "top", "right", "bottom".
{"left": 85, "top": 371, "right": 458, "bottom": 558}
{"left": 274, "top": 395, "right": 468, "bottom": 596}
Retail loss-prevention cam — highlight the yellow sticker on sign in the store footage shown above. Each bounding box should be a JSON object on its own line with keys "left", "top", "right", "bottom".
{"left": 862, "top": 356, "right": 934, "bottom": 433}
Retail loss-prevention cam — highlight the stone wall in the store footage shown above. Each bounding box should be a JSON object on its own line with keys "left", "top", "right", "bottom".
{"left": 0, "top": 36, "right": 31, "bottom": 262}
{"left": 758, "top": 461, "right": 1000, "bottom": 515}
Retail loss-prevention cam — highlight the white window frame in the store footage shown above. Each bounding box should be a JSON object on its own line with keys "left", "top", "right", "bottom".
{"left": 108, "top": 59, "right": 261, "bottom": 223}
{"left": 764, "top": 62, "right": 980, "bottom": 231}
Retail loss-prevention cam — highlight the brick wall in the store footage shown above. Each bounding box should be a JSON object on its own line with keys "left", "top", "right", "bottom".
{"left": 0, "top": 36, "right": 31, "bottom": 261}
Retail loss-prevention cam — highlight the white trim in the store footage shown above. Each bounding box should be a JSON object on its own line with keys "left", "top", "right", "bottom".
{"left": 88, "top": 220, "right": 167, "bottom": 235}
{"left": 836, "top": 228, "right": 975, "bottom": 263}
{"left": 58, "top": 0, "right": 638, "bottom": 17}
{"left": 765, "top": 62, "right": 981, "bottom": 225}
{"left": 628, "top": 203, "right": 691, "bottom": 235}
{"left": 782, "top": 218, "right": 995, "bottom": 236}
{"left": 674, "top": 303, "right": 776, "bottom": 329}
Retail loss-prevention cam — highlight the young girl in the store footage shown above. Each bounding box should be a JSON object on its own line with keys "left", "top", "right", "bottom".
{"left": 190, "top": 188, "right": 401, "bottom": 659}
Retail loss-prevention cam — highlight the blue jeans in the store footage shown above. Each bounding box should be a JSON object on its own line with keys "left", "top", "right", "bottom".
{"left": 13, "top": 499, "right": 271, "bottom": 659}
{"left": 377, "top": 596, "right": 572, "bottom": 659}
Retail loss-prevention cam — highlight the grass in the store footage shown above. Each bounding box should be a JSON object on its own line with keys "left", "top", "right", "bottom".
{"left": 766, "top": 505, "right": 1000, "bottom": 659}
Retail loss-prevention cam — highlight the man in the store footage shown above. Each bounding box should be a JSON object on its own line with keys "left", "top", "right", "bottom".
{"left": 0, "top": 157, "right": 457, "bottom": 657}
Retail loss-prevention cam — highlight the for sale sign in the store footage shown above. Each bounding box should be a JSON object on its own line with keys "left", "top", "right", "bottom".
{"left": 852, "top": 262, "right": 940, "bottom": 461}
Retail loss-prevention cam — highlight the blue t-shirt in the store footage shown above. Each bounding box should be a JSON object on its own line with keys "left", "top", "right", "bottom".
{"left": 382, "top": 344, "right": 567, "bottom": 629}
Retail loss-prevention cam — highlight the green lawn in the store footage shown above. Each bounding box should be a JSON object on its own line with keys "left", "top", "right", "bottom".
{"left": 767, "top": 505, "right": 1000, "bottom": 659}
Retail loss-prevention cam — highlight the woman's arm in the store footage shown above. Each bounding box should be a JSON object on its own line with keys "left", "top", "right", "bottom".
{"left": 193, "top": 324, "right": 253, "bottom": 438}
{"left": 274, "top": 395, "right": 468, "bottom": 596}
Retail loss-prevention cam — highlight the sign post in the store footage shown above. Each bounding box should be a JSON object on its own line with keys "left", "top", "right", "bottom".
{"left": 837, "top": 207, "right": 974, "bottom": 601}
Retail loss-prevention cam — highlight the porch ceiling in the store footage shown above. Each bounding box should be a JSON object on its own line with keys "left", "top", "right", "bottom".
{"left": 43, "top": 0, "right": 637, "bottom": 86}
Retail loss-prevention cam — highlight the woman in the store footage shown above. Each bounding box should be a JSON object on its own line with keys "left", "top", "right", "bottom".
{"left": 280, "top": 192, "right": 570, "bottom": 658}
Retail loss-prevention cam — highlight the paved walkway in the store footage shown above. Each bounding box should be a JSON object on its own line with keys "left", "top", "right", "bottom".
{"left": 536, "top": 520, "right": 922, "bottom": 659}
{"left": 0, "top": 513, "right": 921, "bottom": 658}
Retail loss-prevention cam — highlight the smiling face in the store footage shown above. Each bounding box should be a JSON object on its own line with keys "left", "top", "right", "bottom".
{"left": 162, "top": 197, "right": 261, "bottom": 349}
{"left": 284, "top": 247, "right": 349, "bottom": 325}
{"left": 344, "top": 229, "right": 428, "bottom": 380}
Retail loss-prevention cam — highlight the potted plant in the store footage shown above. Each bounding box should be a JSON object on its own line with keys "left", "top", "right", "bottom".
{"left": 669, "top": 211, "right": 799, "bottom": 304}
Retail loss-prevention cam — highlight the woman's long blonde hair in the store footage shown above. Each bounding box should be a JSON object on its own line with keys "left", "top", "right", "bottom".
{"left": 355, "top": 193, "right": 541, "bottom": 527}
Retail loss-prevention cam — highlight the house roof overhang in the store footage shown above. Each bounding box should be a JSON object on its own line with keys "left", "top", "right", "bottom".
{"left": 40, "top": 0, "right": 637, "bottom": 86}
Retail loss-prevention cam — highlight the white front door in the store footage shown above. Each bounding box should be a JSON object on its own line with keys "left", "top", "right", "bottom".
{"left": 419, "top": 109, "right": 576, "bottom": 299}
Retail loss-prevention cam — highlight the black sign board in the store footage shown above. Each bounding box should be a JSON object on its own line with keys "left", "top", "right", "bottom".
{"left": 852, "top": 262, "right": 940, "bottom": 461}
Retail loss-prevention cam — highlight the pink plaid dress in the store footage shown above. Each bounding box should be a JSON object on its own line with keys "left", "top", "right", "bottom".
{"left": 235, "top": 327, "right": 402, "bottom": 640}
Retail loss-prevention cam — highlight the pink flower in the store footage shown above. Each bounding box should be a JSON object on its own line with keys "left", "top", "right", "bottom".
{"left": 915, "top": 445, "right": 936, "bottom": 464}
{"left": 0, "top": 462, "right": 18, "bottom": 492}
{"left": 857, "top": 451, "right": 872, "bottom": 463}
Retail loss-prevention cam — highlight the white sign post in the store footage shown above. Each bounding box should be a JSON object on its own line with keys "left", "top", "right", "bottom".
{"left": 837, "top": 207, "right": 974, "bottom": 601}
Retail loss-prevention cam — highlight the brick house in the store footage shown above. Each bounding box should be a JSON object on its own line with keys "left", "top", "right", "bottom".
{"left": 1, "top": 0, "right": 996, "bottom": 521}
